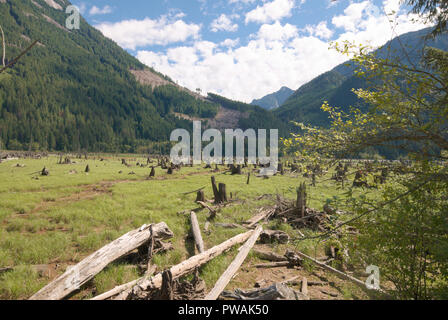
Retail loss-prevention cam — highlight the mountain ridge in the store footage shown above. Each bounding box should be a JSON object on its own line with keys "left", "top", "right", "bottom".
{"left": 0, "top": 0, "right": 282, "bottom": 153}
{"left": 274, "top": 27, "right": 448, "bottom": 127}
{"left": 251, "top": 86, "right": 294, "bottom": 111}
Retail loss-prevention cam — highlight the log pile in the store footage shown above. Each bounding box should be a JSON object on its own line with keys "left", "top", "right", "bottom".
{"left": 271, "top": 194, "right": 331, "bottom": 231}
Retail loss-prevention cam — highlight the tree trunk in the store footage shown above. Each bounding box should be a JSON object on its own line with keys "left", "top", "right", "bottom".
{"left": 195, "top": 190, "right": 205, "bottom": 203}
{"left": 296, "top": 182, "right": 307, "bottom": 218}
{"left": 30, "top": 222, "right": 173, "bottom": 300}
{"left": 190, "top": 212, "right": 205, "bottom": 253}
{"left": 218, "top": 183, "right": 228, "bottom": 203}
{"left": 204, "top": 226, "right": 263, "bottom": 300}
{"left": 0, "top": 25, "right": 5, "bottom": 67}
{"left": 92, "top": 229, "right": 257, "bottom": 300}
{"left": 211, "top": 176, "right": 221, "bottom": 204}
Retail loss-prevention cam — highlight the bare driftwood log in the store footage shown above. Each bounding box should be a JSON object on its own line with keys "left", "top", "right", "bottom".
{"left": 205, "top": 226, "right": 263, "bottom": 300}
{"left": 253, "top": 249, "right": 287, "bottom": 262}
{"left": 294, "top": 250, "right": 384, "bottom": 293}
{"left": 196, "top": 201, "right": 217, "bottom": 218}
{"left": 253, "top": 261, "right": 290, "bottom": 268}
{"left": 301, "top": 277, "right": 308, "bottom": 296}
{"left": 221, "top": 283, "right": 309, "bottom": 300}
{"left": 92, "top": 229, "right": 257, "bottom": 300}
{"left": 190, "top": 212, "right": 205, "bottom": 253}
{"left": 244, "top": 208, "right": 275, "bottom": 229}
{"left": 30, "top": 222, "right": 174, "bottom": 300}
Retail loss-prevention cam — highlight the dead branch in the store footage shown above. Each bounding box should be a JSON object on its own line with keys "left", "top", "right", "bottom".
{"left": 204, "top": 226, "right": 263, "bottom": 300}
{"left": 0, "top": 40, "right": 38, "bottom": 74}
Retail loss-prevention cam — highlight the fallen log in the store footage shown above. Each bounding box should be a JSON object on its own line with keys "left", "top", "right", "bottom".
{"left": 244, "top": 208, "right": 275, "bottom": 229}
{"left": 253, "top": 261, "right": 290, "bottom": 269}
{"left": 215, "top": 223, "right": 242, "bottom": 229}
{"left": 253, "top": 249, "right": 287, "bottom": 262}
{"left": 92, "top": 229, "right": 258, "bottom": 300}
{"left": 196, "top": 201, "right": 217, "bottom": 217}
{"left": 182, "top": 186, "right": 206, "bottom": 195}
{"left": 293, "top": 250, "right": 384, "bottom": 293}
{"left": 301, "top": 277, "right": 308, "bottom": 296}
{"left": 204, "top": 226, "right": 263, "bottom": 300}
{"left": 190, "top": 212, "right": 205, "bottom": 253}
{"left": 221, "top": 283, "right": 308, "bottom": 300}
{"left": 30, "top": 222, "right": 174, "bottom": 300}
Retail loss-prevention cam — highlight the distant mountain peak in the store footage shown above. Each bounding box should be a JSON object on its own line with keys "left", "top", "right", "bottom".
{"left": 251, "top": 86, "right": 294, "bottom": 111}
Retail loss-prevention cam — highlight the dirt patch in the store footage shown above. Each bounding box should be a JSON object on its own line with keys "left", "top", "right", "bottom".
{"left": 20, "top": 181, "right": 119, "bottom": 217}
{"left": 130, "top": 69, "right": 171, "bottom": 89}
{"left": 174, "top": 107, "right": 249, "bottom": 130}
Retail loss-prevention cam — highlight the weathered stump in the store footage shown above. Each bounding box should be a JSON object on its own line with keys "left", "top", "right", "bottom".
{"left": 296, "top": 182, "right": 307, "bottom": 218}
{"left": 218, "top": 183, "right": 228, "bottom": 203}
{"left": 195, "top": 190, "right": 206, "bottom": 203}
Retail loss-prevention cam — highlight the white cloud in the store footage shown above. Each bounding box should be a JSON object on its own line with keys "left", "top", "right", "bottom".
{"left": 245, "top": 0, "right": 296, "bottom": 24}
{"left": 134, "top": 0, "right": 431, "bottom": 102}
{"left": 220, "top": 38, "right": 240, "bottom": 48}
{"left": 95, "top": 16, "right": 201, "bottom": 50}
{"left": 332, "top": 0, "right": 428, "bottom": 48}
{"left": 210, "top": 14, "right": 239, "bottom": 32}
{"left": 89, "top": 5, "right": 113, "bottom": 16}
{"left": 257, "top": 21, "right": 298, "bottom": 42}
{"left": 137, "top": 22, "right": 346, "bottom": 102}
{"left": 305, "top": 21, "right": 334, "bottom": 40}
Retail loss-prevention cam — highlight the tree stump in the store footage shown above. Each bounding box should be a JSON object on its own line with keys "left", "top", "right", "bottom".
{"left": 150, "top": 166, "right": 155, "bottom": 177}
{"left": 167, "top": 167, "right": 173, "bottom": 175}
{"left": 218, "top": 183, "right": 228, "bottom": 203}
{"left": 247, "top": 172, "right": 250, "bottom": 185}
{"left": 211, "top": 176, "right": 221, "bottom": 204}
{"left": 41, "top": 167, "right": 49, "bottom": 176}
{"left": 195, "top": 190, "right": 205, "bottom": 203}
{"left": 296, "top": 182, "right": 307, "bottom": 218}
{"left": 85, "top": 165, "right": 90, "bottom": 173}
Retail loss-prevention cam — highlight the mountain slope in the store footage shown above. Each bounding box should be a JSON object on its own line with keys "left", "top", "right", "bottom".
{"left": 251, "top": 86, "right": 294, "bottom": 110}
{"left": 0, "top": 0, "right": 221, "bottom": 152}
{"left": 275, "top": 27, "right": 448, "bottom": 127}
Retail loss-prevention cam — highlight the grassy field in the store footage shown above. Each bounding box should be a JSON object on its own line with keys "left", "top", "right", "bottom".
{"left": 0, "top": 154, "right": 384, "bottom": 300}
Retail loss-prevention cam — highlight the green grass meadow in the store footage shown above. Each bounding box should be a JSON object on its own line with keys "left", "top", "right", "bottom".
{"left": 0, "top": 155, "right": 382, "bottom": 299}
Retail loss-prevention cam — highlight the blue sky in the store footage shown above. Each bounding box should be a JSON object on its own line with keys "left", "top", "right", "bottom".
{"left": 72, "top": 0, "right": 429, "bottom": 102}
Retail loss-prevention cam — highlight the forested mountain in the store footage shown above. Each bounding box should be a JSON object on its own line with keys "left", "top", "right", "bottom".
{"left": 275, "top": 27, "right": 448, "bottom": 127}
{"left": 0, "top": 0, "right": 222, "bottom": 153}
{"left": 251, "top": 86, "right": 294, "bottom": 111}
